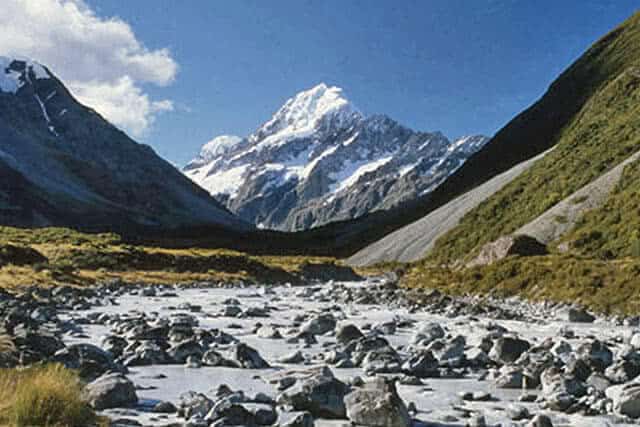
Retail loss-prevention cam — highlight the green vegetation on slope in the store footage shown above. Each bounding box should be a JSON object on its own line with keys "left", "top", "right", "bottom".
{"left": 428, "top": 17, "right": 640, "bottom": 263}
{"left": 562, "top": 157, "right": 640, "bottom": 259}
{"left": 0, "top": 226, "right": 120, "bottom": 247}
{"left": 0, "top": 226, "right": 365, "bottom": 289}
{"left": 398, "top": 13, "right": 640, "bottom": 316}
{"left": 403, "top": 254, "right": 640, "bottom": 315}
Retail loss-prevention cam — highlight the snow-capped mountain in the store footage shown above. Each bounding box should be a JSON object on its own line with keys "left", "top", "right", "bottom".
{"left": 184, "top": 83, "right": 488, "bottom": 231}
{"left": 0, "top": 56, "right": 249, "bottom": 231}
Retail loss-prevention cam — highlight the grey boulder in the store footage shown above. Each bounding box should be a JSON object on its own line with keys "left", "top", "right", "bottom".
{"left": 527, "top": 414, "right": 554, "bottom": 427}
{"left": 410, "top": 322, "right": 445, "bottom": 346}
{"left": 563, "top": 307, "right": 596, "bottom": 323}
{"left": 230, "top": 343, "right": 270, "bottom": 369}
{"left": 301, "top": 314, "right": 337, "bottom": 336}
{"left": 336, "top": 324, "right": 364, "bottom": 344}
{"left": 607, "top": 382, "right": 640, "bottom": 418}
{"left": 85, "top": 372, "right": 138, "bottom": 410}
{"left": 489, "top": 336, "right": 531, "bottom": 364}
{"left": 277, "top": 366, "right": 349, "bottom": 418}
{"left": 276, "top": 411, "right": 314, "bottom": 427}
{"left": 401, "top": 351, "right": 439, "bottom": 378}
{"left": 345, "top": 377, "right": 411, "bottom": 427}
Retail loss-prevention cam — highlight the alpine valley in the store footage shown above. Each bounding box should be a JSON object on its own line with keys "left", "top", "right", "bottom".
{"left": 5, "top": 8, "right": 640, "bottom": 427}
{"left": 184, "top": 83, "right": 488, "bottom": 231}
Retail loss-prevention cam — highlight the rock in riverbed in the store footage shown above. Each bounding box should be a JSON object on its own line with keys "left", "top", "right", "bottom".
{"left": 345, "top": 377, "right": 411, "bottom": 427}
{"left": 85, "top": 372, "right": 138, "bottom": 410}
{"left": 277, "top": 366, "right": 349, "bottom": 418}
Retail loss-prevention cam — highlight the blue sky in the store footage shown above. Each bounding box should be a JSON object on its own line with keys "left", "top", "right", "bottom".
{"left": 82, "top": 0, "right": 638, "bottom": 166}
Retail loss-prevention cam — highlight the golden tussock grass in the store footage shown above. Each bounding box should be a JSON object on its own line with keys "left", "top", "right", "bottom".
{"left": 0, "top": 364, "right": 98, "bottom": 427}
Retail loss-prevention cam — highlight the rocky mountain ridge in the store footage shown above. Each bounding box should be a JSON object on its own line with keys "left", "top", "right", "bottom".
{"left": 185, "top": 83, "right": 488, "bottom": 231}
{"left": 0, "top": 56, "right": 248, "bottom": 232}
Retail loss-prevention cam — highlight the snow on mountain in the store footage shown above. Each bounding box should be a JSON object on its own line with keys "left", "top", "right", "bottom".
{"left": 201, "top": 135, "right": 243, "bottom": 159}
{"left": 330, "top": 155, "right": 394, "bottom": 195}
{"left": 251, "top": 83, "right": 361, "bottom": 150}
{"left": 448, "top": 135, "right": 491, "bottom": 155}
{"left": 186, "top": 163, "right": 249, "bottom": 201}
{"left": 184, "top": 83, "right": 489, "bottom": 231}
{"left": 0, "top": 57, "right": 50, "bottom": 94}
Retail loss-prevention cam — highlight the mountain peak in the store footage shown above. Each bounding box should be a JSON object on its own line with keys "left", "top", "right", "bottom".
{"left": 0, "top": 56, "right": 51, "bottom": 94}
{"left": 251, "top": 83, "right": 361, "bottom": 147}
{"left": 289, "top": 82, "right": 351, "bottom": 112}
{"left": 185, "top": 82, "right": 488, "bottom": 231}
{"left": 200, "top": 135, "right": 243, "bottom": 158}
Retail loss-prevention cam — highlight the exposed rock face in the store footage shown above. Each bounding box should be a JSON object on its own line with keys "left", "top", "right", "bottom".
{"left": 516, "top": 150, "right": 640, "bottom": 245}
{"left": 0, "top": 57, "right": 248, "bottom": 231}
{"left": 184, "top": 83, "right": 488, "bottom": 231}
{"left": 468, "top": 234, "right": 548, "bottom": 267}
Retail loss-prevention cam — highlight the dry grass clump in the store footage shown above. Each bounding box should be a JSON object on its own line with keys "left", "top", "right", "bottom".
{"left": 0, "top": 334, "right": 14, "bottom": 354}
{"left": 0, "top": 334, "right": 16, "bottom": 368}
{"left": 0, "top": 364, "right": 97, "bottom": 427}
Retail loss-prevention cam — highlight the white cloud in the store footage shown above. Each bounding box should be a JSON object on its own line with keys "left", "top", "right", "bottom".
{"left": 0, "top": 0, "right": 178, "bottom": 137}
{"left": 70, "top": 77, "right": 174, "bottom": 137}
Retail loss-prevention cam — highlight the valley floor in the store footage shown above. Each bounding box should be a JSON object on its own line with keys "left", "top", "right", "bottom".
{"left": 4, "top": 278, "right": 640, "bottom": 426}
{"left": 0, "top": 226, "right": 367, "bottom": 290}
{"left": 3, "top": 226, "right": 640, "bottom": 426}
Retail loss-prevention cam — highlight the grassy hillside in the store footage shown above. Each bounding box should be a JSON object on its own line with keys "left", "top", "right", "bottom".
{"left": 402, "top": 255, "right": 640, "bottom": 315}
{"left": 0, "top": 226, "right": 363, "bottom": 289}
{"left": 394, "top": 12, "right": 640, "bottom": 315}
{"left": 427, "top": 13, "right": 640, "bottom": 263}
{"left": 561, "top": 156, "right": 640, "bottom": 259}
